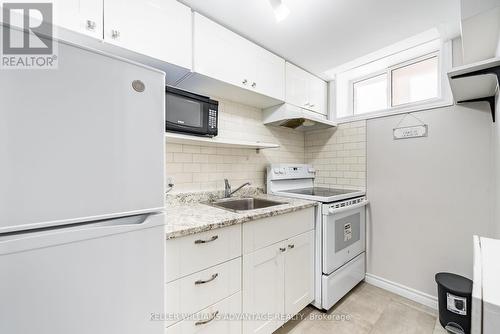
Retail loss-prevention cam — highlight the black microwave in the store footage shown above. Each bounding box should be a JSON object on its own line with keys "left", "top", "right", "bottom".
{"left": 166, "top": 86, "right": 218, "bottom": 137}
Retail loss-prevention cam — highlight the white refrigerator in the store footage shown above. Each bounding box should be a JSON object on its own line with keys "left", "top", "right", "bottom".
{"left": 0, "top": 38, "right": 166, "bottom": 334}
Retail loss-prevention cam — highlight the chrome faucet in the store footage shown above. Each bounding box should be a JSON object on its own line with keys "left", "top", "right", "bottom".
{"left": 224, "top": 179, "right": 251, "bottom": 198}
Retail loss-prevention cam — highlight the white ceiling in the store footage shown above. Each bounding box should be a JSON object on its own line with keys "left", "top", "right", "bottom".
{"left": 180, "top": 0, "right": 461, "bottom": 79}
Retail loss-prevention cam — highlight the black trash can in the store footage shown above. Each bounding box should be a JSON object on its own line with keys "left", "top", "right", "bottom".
{"left": 435, "top": 272, "right": 472, "bottom": 334}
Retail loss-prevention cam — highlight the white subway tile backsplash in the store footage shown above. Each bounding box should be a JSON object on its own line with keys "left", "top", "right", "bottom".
{"left": 166, "top": 98, "right": 366, "bottom": 193}
{"left": 305, "top": 120, "right": 367, "bottom": 190}
{"left": 166, "top": 99, "right": 305, "bottom": 193}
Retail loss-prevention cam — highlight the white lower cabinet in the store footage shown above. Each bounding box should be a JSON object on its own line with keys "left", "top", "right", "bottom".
{"left": 166, "top": 292, "right": 242, "bottom": 334}
{"left": 242, "top": 241, "right": 286, "bottom": 334}
{"left": 285, "top": 230, "right": 315, "bottom": 317}
{"left": 165, "top": 208, "right": 315, "bottom": 334}
{"left": 166, "top": 258, "right": 241, "bottom": 327}
{"left": 242, "top": 230, "right": 315, "bottom": 334}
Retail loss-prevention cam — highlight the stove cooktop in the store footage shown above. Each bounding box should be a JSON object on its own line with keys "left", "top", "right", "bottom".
{"left": 283, "top": 187, "right": 357, "bottom": 197}
{"left": 276, "top": 187, "right": 365, "bottom": 203}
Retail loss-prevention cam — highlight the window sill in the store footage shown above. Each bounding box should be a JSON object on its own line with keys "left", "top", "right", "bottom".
{"left": 333, "top": 98, "right": 454, "bottom": 124}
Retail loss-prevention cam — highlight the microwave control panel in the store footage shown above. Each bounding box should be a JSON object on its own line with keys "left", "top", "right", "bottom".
{"left": 207, "top": 106, "right": 218, "bottom": 136}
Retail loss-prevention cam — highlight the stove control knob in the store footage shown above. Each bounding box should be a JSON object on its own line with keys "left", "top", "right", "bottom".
{"left": 308, "top": 168, "right": 316, "bottom": 174}
{"left": 280, "top": 168, "right": 286, "bottom": 174}
{"left": 273, "top": 168, "right": 280, "bottom": 174}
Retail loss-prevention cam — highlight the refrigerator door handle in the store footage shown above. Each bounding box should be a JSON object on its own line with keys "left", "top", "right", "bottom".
{"left": 0, "top": 213, "right": 165, "bottom": 255}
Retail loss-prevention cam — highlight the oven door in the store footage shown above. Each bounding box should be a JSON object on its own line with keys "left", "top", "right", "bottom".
{"left": 322, "top": 201, "right": 367, "bottom": 275}
{"left": 166, "top": 91, "right": 209, "bottom": 136}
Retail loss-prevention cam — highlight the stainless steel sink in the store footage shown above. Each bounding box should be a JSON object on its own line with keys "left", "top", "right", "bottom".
{"left": 207, "top": 197, "right": 287, "bottom": 212}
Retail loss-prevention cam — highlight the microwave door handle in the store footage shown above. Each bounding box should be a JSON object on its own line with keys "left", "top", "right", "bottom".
{"left": 327, "top": 201, "right": 369, "bottom": 215}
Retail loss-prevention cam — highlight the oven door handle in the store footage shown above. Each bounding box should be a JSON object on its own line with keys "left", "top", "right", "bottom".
{"left": 327, "top": 200, "right": 369, "bottom": 215}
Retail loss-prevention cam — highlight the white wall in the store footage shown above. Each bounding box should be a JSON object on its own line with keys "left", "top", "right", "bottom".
{"left": 366, "top": 104, "right": 496, "bottom": 297}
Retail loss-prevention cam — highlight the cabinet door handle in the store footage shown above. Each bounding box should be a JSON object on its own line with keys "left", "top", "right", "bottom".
{"left": 195, "top": 273, "right": 219, "bottom": 285}
{"left": 288, "top": 244, "right": 295, "bottom": 249}
{"left": 194, "top": 235, "right": 218, "bottom": 244}
{"left": 86, "top": 20, "right": 96, "bottom": 31}
{"left": 242, "top": 79, "right": 248, "bottom": 85}
{"left": 111, "top": 29, "right": 120, "bottom": 39}
{"left": 251, "top": 82, "right": 256, "bottom": 88}
{"left": 279, "top": 247, "right": 286, "bottom": 252}
{"left": 195, "top": 310, "right": 219, "bottom": 326}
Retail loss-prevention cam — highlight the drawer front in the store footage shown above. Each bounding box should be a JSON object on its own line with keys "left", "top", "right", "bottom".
{"left": 166, "top": 258, "right": 241, "bottom": 327}
{"left": 242, "top": 207, "right": 315, "bottom": 254}
{"left": 321, "top": 252, "right": 365, "bottom": 310}
{"left": 166, "top": 225, "right": 242, "bottom": 282}
{"left": 166, "top": 292, "right": 242, "bottom": 334}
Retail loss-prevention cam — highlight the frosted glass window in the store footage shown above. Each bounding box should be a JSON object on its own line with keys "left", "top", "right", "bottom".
{"left": 353, "top": 74, "right": 387, "bottom": 114}
{"left": 391, "top": 56, "right": 438, "bottom": 106}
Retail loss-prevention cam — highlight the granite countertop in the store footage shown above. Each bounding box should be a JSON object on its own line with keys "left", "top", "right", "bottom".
{"left": 165, "top": 188, "right": 317, "bottom": 240}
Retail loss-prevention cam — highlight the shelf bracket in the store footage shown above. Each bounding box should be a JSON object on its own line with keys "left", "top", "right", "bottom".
{"left": 451, "top": 66, "right": 500, "bottom": 122}
{"left": 456, "top": 96, "right": 496, "bottom": 122}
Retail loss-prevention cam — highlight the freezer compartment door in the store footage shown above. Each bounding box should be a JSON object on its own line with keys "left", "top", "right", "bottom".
{"left": 0, "top": 38, "right": 165, "bottom": 232}
{"left": 321, "top": 252, "right": 365, "bottom": 311}
{"left": 0, "top": 213, "right": 165, "bottom": 334}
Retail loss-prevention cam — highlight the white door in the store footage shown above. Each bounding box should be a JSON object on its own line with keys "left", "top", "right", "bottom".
{"left": 0, "top": 1, "right": 103, "bottom": 39}
{"left": 322, "top": 204, "right": 367, "bottom": 275}
{"left": 253, "top": 45, "right": 285, "bottom": 101}
{"left": 0, "top": 40, "right": 165, "bottom": 232}
{"left": 285, "top": 62, "right": 308, "bottom": 108}
{"left": 104, "top": 0, "right": 192, "bottom": 69}
{"left": 285, "top": 230, "right": 315, "bottom": 317}
{"left": 243, "top": 242, "right": 285, "bottom": 334}
{"left": 193, "top": 13, "right": 250, "bottom": 89}
{"left": 0, "top": 213, "right": 165, "bottom": 334}
{"left": 53, "top": 0, "right": 103, "bottom": 39}
{"left": 307, "top": 76, "right": 327, "bottom": 115}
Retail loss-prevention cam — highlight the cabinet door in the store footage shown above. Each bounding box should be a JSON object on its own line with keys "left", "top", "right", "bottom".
{"left": 193, "top": 13, "right": 251, "bottom": 89}
{"left": 284, "top": 230, "right": 315, "bottom": 317}
{"left": 251, "top": 44, "right": 285, "bottom": 101}
{"left": 53, "top": 0, "right": 103, "bottom": 39}
{"left": 285, "top": 62, "right": 309, "bottom": 108}
{"left": 307, "top": 75, "right": 328, "bottom": 115}
{"left": 243, "top": 242, "right": 285, "bottom": 334}
{"left": 104, "top": 0, "right": 192, "bottom": 69}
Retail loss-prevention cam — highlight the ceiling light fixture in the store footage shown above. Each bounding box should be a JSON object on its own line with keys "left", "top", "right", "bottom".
{"left": 269, "top": 0, "right": 290, "bottom": 22}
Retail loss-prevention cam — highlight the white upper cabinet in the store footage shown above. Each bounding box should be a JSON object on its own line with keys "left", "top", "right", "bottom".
{"left": 47, "top": 0, "right": 103, "bottom": 39}
{"left": 103, "top": 0, "right": 192, "bottom": 70}
{"left": 53, "top": 0, "right": 103, "bottom": 39}
{"left": 1, "top": 0, "right": 103, "bottom": 40}
{"left": 191, "top": 13, "right": 285, "bottom": 103}
{"left": 286, "top": 62, "right": 327, "bottom": 115}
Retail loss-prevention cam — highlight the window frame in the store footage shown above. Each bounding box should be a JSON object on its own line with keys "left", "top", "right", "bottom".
{"left": 389, "top": 52, "right": 441, "bottom": 109}
{"left": 333, "top": 41, "right": 453, "bottom": 123}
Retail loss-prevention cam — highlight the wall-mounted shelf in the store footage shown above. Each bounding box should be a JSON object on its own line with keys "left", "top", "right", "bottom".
{"left": 448, "top": 57, "right": 500, "bottom": 122}
{"left": 165, "top": 132, "right": 280, "bottom": 150}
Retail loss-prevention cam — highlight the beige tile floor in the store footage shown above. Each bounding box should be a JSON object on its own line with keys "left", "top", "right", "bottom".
{"left": 275, "top": 282, "right": 449, "bottom": 334}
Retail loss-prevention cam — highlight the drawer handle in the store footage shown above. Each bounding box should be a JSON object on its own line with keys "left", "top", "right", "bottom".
{"left": 195, "top": 310, "right": 219, "bottom": 326}
{"left": 195, "top": 273, "right": 219, "bottom": 285}
{"left": 288, "top": 244, "right": 295, "bottom": 249}
{"left": 194, "top": 235, "right": 218, "bottom": 244}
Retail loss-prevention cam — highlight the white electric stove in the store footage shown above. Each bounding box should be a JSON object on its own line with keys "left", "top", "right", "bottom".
{"left": 267, "top": 164, "right": 368, "bottom": 311}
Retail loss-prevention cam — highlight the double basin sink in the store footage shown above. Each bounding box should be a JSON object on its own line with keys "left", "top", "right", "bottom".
{"left": 206, "top": 197, "right": 287, "bottom": 213}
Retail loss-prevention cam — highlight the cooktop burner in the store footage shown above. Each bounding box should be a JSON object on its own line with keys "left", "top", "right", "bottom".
{"left": 283, "top": 187, "right": 358, "bottom": 197}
